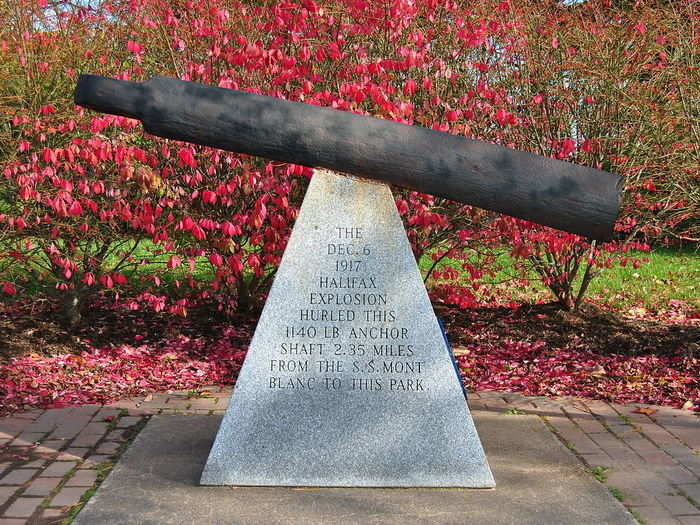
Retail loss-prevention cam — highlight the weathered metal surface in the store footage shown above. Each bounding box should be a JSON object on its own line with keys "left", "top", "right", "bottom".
{"left": 74, "top": 74, "right": 621, "bottom": 240}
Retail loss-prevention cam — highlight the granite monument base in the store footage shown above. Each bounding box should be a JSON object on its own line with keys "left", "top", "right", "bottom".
{"left": 74, "top": 413, "right": 635, "bottom": 525}
{"left": 202, "top": 170, "right": 493, "bottom": 487}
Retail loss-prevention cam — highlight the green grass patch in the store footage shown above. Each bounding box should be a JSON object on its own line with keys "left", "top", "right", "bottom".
{"left": 618, "top": 415, "right": 633, "bottom": 426}
{"left": 419, "top": 246, "right": 699, "bottom": 310}
{"left": 0, "top": 237, "right": 212, "bottom": 296}
{"left": 3, "top": 234, "right": 697, "bottom": 313}
{"left": 629, "top": 508, "right": 647, "bottom": 524}
{"left": 589, "top": 465, "right": 609, "bottom": 483}
{"left": 608, "top": 486, "right": 625, "bottom": 502}
{"left": 586, "top": 247, "right": 699, "bottom": 309}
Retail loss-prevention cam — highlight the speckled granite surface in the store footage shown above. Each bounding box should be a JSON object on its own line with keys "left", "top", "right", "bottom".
{"left": 200, "top": 170, "right": 493, "bottom": 487}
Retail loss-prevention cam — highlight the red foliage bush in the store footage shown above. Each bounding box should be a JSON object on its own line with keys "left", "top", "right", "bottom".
{"left": 0, "top": 0, "right": 697, "bottom": 320}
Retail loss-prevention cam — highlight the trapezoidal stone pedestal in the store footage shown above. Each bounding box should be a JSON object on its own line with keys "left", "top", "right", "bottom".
{"left": 200, "top": 169, "right": 494, "bottom": 487}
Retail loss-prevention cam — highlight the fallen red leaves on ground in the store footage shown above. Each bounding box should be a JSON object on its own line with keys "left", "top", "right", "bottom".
{"left": 0, "top": 328, "right": 248, "bottom": 415}
{"left": 0, "top": 299, "right": 697, "bottom": 415}
{"left": 457, "top": 341, "right": 697, "bottom": 410}
{"left": 444, "top": 301, "right": 699, "bottom": 411}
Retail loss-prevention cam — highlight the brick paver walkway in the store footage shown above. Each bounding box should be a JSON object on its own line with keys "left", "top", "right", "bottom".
{"left": 1, "top": 389, "right": 698, "bottom": 524}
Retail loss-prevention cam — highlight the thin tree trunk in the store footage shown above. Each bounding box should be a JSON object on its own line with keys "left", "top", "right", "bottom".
{"left": 61, "top": 286, "right": 83, "bottom": 329}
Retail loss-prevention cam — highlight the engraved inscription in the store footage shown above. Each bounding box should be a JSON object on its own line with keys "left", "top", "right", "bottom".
{"left": 268, "top": 224, "right": 427, "bottom": 392}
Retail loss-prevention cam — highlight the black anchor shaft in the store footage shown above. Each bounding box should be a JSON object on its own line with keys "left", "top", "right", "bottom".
{"left": 75, "top": 74, "right": 621, "bottom": 240}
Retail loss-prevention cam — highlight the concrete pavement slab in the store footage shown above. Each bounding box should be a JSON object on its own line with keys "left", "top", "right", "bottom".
{"left": 73, "top": 411, "right": 635, "bottom": 525}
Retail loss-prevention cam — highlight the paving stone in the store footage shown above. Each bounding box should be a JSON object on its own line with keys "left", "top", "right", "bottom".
{"left": 582, "top": 399, "right": 619, "bottom": 417}
{"left": 49, "top": 486, "right": 87, "bottom": 508}
{"left": 0, "top": 470, "right": 37, "bottom": 486}
{"left": 547, "top": 416, "right": 602, "bottom": 454}
{"left": 628, "top": 505, "right": 683, "bottom": 525}
{"left": 22, "top": 477, "right": 62, "bottom": 496}
{"left": 653, "top": 415, "right": 700, "bottom": 450}
{"left": 115, "top": 416, "right": 142, "bottom": 429}
{"left": 579, "top": 453, "right": 613, "bottom": 468}
{"left": 614, "top": 405, "right": 658, "bottom": 426}
{"left": 103, "top": 430, "right": 127, "bottom": 442}
{"left": 678, "top": 484, "right": 700, "bottom": 504}
{"left": 41, "top": 462, "right": 77, "bottom": 477}
{"left": 66, "top": 470, "right": 97, "bottom": 487}
{"left": 183, "top": 398, "right": 220, "bottom": 409}
{"left": 23, "top": 421, "right": 56, "bottom": 433}
{"left": 637, "top": 472, "right": 678, "bottom": 499}
{"left": 638, "top": 422, "right": 685, "bottom": 446}
{"left": 49, "top": 421, "right": 90, "bottom": 440}
{"left": 562, "top": 430, "right": 603, "bottom": 455}
{"left": 39, "top": 440, "right": 66, "bottom": 452}
{"left": 643, "top": 451, "right": 682, "bottom": 468}
{"left": 193, "top": 408, "right": 223, "bottom": 415}
{"left": 79, "top": 422, "right": 109, "bottom": 435}
{"left": 19, "top": 460, "right": 45, "bottom": 469}
{"left": 662, "top": 442, "right": 697, "bottom": 457}
{"left": 607, "top": 423, "right": 641, "bottom": 438}
{"left": 655, "top": 494, "right": 700, "bottom": 516}
{"left": 3, "top": 497, "right": 42, "bottom": 518}
{"left": 571, "top": 413, "right": 609, "bottom": 435}
{"left": 31, "top": 411, "right": 68, "bottom": 429}
{"left": 659, "top": 464, "right": 699, "bottom": 485}
{"left": 675, "top": 455, "right": 700, "bottom": 478}
{"left": 484, "top": 398, "right": 510, "bottom": 409}
{"left": 42, "top": 509, "right": 64, "bottom": 519}
{"left": 70, "top": 406, "right": 101, "bottom": 418}
{"left": 0, "top": 486, "right": 16, "bottom": 506}
{"left": 138, "top": 398, "right": 171, "bottom": 410}
{"left": 103, "top": 400, "right": 149, "bottom": 416}
{"left": 57, "top": 448, "right": 90, "bottom": 461}
{"left": 623, "top": 434, "right": 666, "bottom": 457}
{"left": 4, "top": 390, "right": 696, "bottom": 525}
{"left": 159, "top": 408, "right": 184, "bottom": 415}
{"left": 9, "top": 434, "right": 45, "bottom": 447}
{"left": 79, "top": 455, "right": 111, "bottom": 468}
{"left": 0, "top": 418, "right": 33, "bottom": 437}
{"left": 95, "top": 442, "right": 120, "bottom": 455}
{"left": 606, "top": 469, "right": 658, "bottom": 506}
{"left": 18, "top": 410, "right": 42, "bottom": 420}
{"left": 31, "top": 445, "right": 59, "bottom": 457}
{"left": 589, "top": 433, "right": 641, "bottom": 463}
{"left": 70, "top": 434, "right": 102, "bottom": 448}
{"left": 95, "top": 408, "right": 121, "bottom": 421}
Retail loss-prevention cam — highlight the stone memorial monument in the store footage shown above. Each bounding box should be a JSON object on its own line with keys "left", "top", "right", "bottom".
{"left": 202, "top": 169, "right": 494, "bottom": 487}
{"left": 74, "top": 74, "right": 621, "bottom": 489}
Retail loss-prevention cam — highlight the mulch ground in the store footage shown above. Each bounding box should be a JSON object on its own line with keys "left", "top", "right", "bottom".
{"left": 0, "top": 297, "right": 697, "bottom": 414}
{"left": 440, "top": 301, "right": 698, "bottom": 358}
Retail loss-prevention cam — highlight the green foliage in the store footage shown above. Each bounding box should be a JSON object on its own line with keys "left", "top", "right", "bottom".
{"left": 589, "top": 247, "right": 699, "bottom": 308}
{"left": 420, "top": 247, "right": 699, "bottom": 310}
{"left": 609, "top": 487, "right": 625, "bottom": 502}
{"left": 589, "top": 465, "right": 609, "bottom": 483}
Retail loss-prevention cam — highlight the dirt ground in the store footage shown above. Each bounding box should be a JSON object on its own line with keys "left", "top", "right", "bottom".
{"left": 439, "top": 301, "right": 698, "bottom": 358}
{"left": 0, "top": 299, "right": 252, "bottom": 363}
{"left": 1, "top": 298, "right": 697, "bottom": 363}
